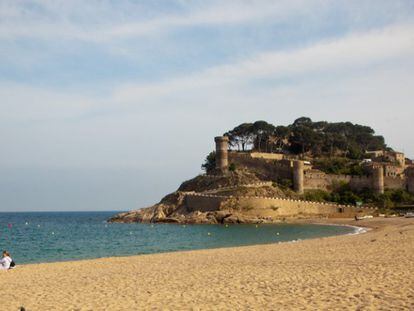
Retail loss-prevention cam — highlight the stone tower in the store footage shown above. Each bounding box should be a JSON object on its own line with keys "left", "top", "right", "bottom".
{"left": 293, "top": 160, "right": 304, "bottom": 194}
{"left": 371, "top": 165, "right": 384, "bottom": 194}
{"left": 215, "top": 136, "right": 229, "bottom": 173}
{"left": 406, "top": 168, "right": 414, "bottom": 194}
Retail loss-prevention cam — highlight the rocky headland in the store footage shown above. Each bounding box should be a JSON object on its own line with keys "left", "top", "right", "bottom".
{"left": 109, "top": 118, "right": 414, "bottom": 224}
{"left": 108, "top": 170, "right": 298, "bottom": 224}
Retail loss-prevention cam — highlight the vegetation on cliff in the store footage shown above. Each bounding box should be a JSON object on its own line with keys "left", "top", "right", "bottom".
{"left": 312, "top": 157, "right": 365, "bottom": 176}
{"left": 202, "top": 117, "right": 388, "bottom": 175}
{"left": 224, "top": 117, "right": 387, "bottom": 158}
{"left": 178, "top": 169, "right": 261, "bottom": 193}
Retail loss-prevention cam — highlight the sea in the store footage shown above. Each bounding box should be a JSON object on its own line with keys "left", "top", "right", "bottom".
{"left": 0, "top": 211, "right": 356, "bottom": 265}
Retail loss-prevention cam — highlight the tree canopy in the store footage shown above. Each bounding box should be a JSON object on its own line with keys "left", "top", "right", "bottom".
{"left": 224, "top": 117, "right": 387, "bottom": 158}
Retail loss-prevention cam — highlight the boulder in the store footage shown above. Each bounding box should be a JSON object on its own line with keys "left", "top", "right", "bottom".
{"left": 222, "top": 214, "right": 244, "bottom": 224}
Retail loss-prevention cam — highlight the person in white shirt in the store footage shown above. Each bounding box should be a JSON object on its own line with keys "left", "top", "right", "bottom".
{"left": 0, "top": 250, "right": 13, "bottom": 270}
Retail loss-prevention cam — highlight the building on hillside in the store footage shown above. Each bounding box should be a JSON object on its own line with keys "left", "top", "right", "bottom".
{"left": 384, "top": 163, "right": 404, "bottom": 177}
{"left": 365, "top": 150, "right": 405, "bottom": 167}
{"left": 366, "top": 150, "right": 384, "bottom": 158}
{"left": 363, "top": 162, "right": 404, "bottom": 177}
{"left": 384, "top": 151, "right": 405, "bottom": 167}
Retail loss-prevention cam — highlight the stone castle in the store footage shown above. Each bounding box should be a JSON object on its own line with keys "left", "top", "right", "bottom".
{"left": 215, "top": 136, "right": 414, "bottom": 196}
{"left": 111, "top": 136, "right": 397, "bottom": 224}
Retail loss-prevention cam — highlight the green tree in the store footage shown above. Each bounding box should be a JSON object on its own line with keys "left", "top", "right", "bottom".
{"left": 225, "top": 123, "right": 254, "bottom": 151}
{"left": 224, "top": 117, "right": 388, "bottom": 158}
{"left": 201, "top": 151, "right": 216, "bottom": 173}
{"left": 251, "top": 120, "right": 276, "bottom": 152}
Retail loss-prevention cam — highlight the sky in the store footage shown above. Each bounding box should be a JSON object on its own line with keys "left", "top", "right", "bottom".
{"left": 1, "top": 0, "right": 414, "bottom": 212}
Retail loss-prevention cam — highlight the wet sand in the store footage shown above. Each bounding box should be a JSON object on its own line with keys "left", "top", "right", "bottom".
{"left": 1, "top": 217, "right": 413, "bottom": 310}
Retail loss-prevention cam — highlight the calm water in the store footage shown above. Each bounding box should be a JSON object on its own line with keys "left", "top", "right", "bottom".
{"left": 0, "top": 212, "right": 355, "bottom": 264}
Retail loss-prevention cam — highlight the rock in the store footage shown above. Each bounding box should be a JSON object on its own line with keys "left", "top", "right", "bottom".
{"left": 151, "top": 205, "right": 167, "bottom": 222}
{"left": 206, "top": 213, "right": 219, "bottom": 224}
{"left": 212, "top": 211, "right": 232, "bottom": 223}
{"left": 222, "top": 214, "right": 245, "bottom": 224}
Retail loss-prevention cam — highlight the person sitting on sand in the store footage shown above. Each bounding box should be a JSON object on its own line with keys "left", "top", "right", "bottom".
{"left": 0, "top": 251, "right": 13, "bottom": 270}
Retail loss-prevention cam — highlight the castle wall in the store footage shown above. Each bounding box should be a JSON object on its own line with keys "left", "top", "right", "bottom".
{"left": 304, "top": 174, "right": 373, "bottom": 192}
{"left": 228, "top": 152, "right": 292, "bottom": 181}
{"left": 185, "top": 195, "right": 223, "bottom": 212}
{"left": 348, "top": 176, "right": 372, "bottom": 190}
{"left": 232, "top": 196, "right": 347, "bottom": 216}
{"left": 250, "top": 152, "right": 284, "bottom": 160}
{"left": 303, "top": 173, "right": 406, "bottom": 192}
{"left": 384, "top": 177, "right": 405, "bottom": 190}
{"left": 227, "top": 150, "right": 409, "bottom": 194}
{"left": 303, "top": 176, "right": 329, "bottom": 190}
{"left": 184, "top": 193, "right": 372, "bottom": 219}
{"left": 304, "top": 174, "right": 351, "bottom": 191}
{"left": 328, "top": 174, "right": 353, "bottom": 185}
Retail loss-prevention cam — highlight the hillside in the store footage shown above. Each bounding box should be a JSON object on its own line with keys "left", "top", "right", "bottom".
{"left": 109, "top": 170, "right": 304, "bottom": 224}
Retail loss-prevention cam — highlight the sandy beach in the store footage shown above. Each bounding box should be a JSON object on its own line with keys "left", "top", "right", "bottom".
{"left": 1, "top": 217, "right": 413, "bottom": 310}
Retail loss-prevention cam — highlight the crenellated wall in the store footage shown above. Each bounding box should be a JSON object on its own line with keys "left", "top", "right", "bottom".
{"left": 184, "top": 193, "right": 373, "bottom": 218}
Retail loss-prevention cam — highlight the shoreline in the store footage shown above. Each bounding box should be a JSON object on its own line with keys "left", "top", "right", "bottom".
{"left": 307, "top": 222, "right": 369, "bottom": 235}
{"left": 292, "top": 218, "right": 371, "bottom": 234}
{"left": 1, "top": 217, "right": 413, "bottom": 310}
{"left": 15, "top": 219, "right": 363, "bottom": 267}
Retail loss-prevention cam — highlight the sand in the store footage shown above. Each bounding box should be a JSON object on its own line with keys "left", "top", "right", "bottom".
{"left": 1, "top": 217, "right": 413, "bottom": 310}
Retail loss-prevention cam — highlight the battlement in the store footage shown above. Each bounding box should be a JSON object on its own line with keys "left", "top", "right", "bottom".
{"left": 184, "top": 191, "right": 374, "bottom": 219}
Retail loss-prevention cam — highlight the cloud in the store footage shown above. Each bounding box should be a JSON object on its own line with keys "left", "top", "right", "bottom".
{"left": 114, "top": 23, "right": 414, "bottom": 102}
{"left": 2, "top": 0, "right": 412, "bottom": 43}
{"left": 103, "top": 1, "right": 312, "bottom": 40}
{"left": 0, "top": 0, "right": 314, "bottom": 42}
{"left": 0, "top": 83, "right": 101, "bottom": 121}
{"left": 2, "top": 22, "right": 413, "bottom": 122}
